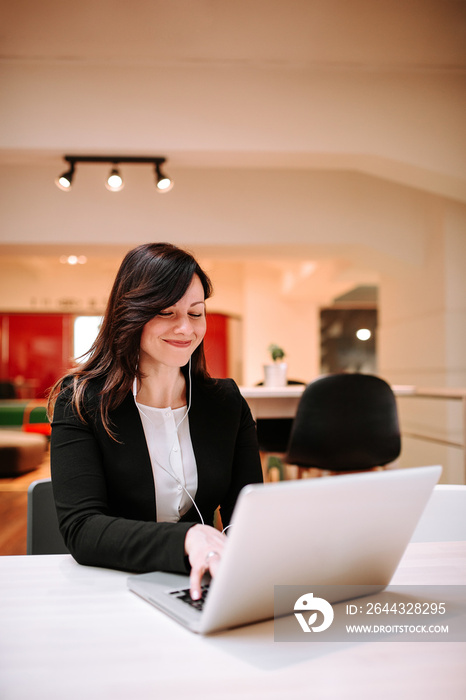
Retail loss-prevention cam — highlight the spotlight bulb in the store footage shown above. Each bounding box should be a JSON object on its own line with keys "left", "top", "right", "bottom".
{"left": 105, "top": 167, "right": 124, "bottom": 192}
{"left": 156, "top": 177, "right": 173, "bottom": 191}
{"left": 356, "top": 328, "right": 371, "bottom": 341}
{"left": 55, "top": 163, "right": 75, "bottom": 191}
{"left": 155, "top": 163, "right": 174, "bottom": 192}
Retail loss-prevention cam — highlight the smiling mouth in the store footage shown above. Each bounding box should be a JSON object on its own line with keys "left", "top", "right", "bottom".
{"left": 163, "top": 339, "right": 192, "bottom": 347}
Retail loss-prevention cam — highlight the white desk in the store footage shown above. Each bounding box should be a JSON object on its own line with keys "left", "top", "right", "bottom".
{"left": 1, "top": 542, "right": 465, "bottom": 700}
{"left": 239, "top": 385, "right": 305, "bottom": 419}
{"left": 239, "top": 384, "right": 441, "bottom": 420}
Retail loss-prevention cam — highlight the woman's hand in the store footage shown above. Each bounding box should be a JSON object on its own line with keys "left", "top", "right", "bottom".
{"left": 184, "top": 524, "right": 227, "bottom": 600}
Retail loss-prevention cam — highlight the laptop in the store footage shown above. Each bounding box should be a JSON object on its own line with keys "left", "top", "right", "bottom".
{"left": 127, "top": 465, "right": 442, "bottom": 635}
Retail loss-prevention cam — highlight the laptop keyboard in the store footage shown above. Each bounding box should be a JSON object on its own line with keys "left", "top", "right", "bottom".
{"left": 169, "top": 584, "right": 210, "bottom": 611}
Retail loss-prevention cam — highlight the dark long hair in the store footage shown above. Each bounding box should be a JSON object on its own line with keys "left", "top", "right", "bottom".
{"left": 48, "top": 243, "right": 213, "bottom": 436}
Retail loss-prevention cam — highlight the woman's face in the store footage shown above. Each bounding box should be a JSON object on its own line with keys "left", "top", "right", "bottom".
{"left": 139, "top": 274, "right": 207, "bottom": 371}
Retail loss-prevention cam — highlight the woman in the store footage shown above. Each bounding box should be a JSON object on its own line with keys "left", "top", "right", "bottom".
{"left": 48, "top": 243, "right": 263, "bottom": 600}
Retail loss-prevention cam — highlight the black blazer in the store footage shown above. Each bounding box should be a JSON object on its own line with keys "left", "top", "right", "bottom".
{"left": 51, "top": 376, "right": 263, "bottom": 574}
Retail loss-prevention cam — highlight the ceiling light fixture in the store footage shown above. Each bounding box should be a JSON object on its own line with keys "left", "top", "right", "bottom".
{"left": 154, "top": 161, "right": 174, "bottom": 192}
{"left": 55, "top": 159, "right": 76, "bottom": 191}
{"left": 59, "top": 255, "right": 88, "bottom": 265}
{"left": 55, "top": 156, "right": 173, "bottom": 193}
{"left": 356, "top": 328, "right": 372, "bottom": 341}
{"left": 105, "top": 165, "right": 124, "bottom": 192}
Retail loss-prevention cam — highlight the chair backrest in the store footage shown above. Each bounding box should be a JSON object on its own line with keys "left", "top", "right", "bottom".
{"left": 285, "top": 373, "right": 401, "bottom": 472}
{"left": 410, "top": 485, "right": 466, "bottom": 542}
{"left": 27, "top": 478, "right": 69, "bottom": 555}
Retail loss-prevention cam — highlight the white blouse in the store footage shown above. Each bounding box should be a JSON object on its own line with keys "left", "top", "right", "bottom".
{"left": 135, "top": 401, "right": 198, "bottom": 523}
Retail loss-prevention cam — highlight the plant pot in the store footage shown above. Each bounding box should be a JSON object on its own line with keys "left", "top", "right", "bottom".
{"left": 263, "top": 362, "right": 288, "bottom": 388}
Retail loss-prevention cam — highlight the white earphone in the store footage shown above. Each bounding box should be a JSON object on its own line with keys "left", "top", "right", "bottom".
{"left": 133, "top": 357, "right": 205, "bottom": 525}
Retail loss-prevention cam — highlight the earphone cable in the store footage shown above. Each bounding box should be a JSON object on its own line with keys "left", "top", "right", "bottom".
{"left": 133, "top": 357, "right": 205, "bottom": 526}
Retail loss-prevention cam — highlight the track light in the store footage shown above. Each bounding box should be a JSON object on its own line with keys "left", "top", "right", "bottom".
{"left": 155, "top": 161, "right": 174, "bottom": 192}
{"left": 55, "top": 159, "right": 75, "bottom": 191}
{"left": 55, "top": 156, "right": 173, "bottom": 193}
{"left": 105, "top": 166, "right": 124, "bottom": 192}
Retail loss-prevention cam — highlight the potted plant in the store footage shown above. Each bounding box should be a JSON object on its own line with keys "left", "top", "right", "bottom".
{"left": 263, "top": 343, "right": 288, "bottom": 387}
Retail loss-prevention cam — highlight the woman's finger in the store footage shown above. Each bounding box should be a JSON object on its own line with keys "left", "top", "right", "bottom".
{"left": 185, "top": 525, "right": 226, "bottom": 599}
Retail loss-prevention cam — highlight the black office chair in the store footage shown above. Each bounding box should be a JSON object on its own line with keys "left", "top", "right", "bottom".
{"left": 285, "top": 373, "right": 401, "bottom": 474}
{"left": 27, "top": 478, "right": 69, "bottom": 555}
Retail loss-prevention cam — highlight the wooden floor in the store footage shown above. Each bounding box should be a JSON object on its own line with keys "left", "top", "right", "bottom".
{"left": 0, "top": 450, "right": 51, "bottom": 555}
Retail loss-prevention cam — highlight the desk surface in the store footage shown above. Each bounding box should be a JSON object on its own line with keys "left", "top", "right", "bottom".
{"left": 239, "top": 385, "right": 305, "bottom": 418}
{"left": 238, "top": 384, "right": 419, "bottom": 419}
{"left": 0, "top": 542, "right": 466, "bottom": 700}
{"left": 1, "top": 542, "right": 465, "bottom": 700}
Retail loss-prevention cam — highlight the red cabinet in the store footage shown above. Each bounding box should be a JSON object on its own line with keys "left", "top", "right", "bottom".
{"left": 204, "top": 313, "right": 228, "bottom": 379}
{"left": 1, "top": 314, "right": 73, "bottom": 399}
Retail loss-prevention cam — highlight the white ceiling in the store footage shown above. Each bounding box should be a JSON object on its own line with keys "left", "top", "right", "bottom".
{"left": 1, "top": 1, "right": 465, "bottom": 299}
{"left": 2, "top": 2, "right": 465, "bottom": 169}
{"left": 1, "top": 0, "right": 465, "bottom": 250}
{"left": 3, "top": 0, "right": 465, "bottom": 70}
